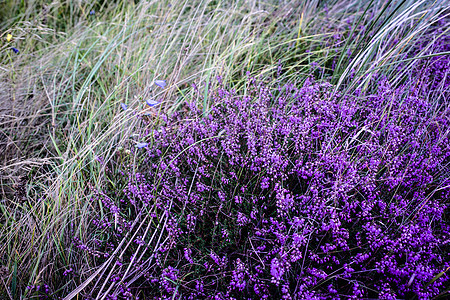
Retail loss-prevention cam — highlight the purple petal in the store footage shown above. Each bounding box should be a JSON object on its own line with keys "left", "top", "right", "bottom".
{"left": 120, "top": 103, "right": 128, "bottom": 110}
{"left": 154, "top": 80, "right": 166, "bottom": 88}
{"left": 136, "top": 142, "right": 148, "bottom": 149}
{"left": 146, "top": 99, "right": 160, "bottom": 107}
{"left": 11, "top": 47, "right": 19, "bottom": 54}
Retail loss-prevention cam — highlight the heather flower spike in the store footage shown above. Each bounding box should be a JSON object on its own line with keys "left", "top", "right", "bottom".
{"left": 136, "top": 142, "right": 148, "bottom": 149}
{"left": 154, "top": 80, "right": 166, "bottom": 88}
{"left": 146, "top": 99, "right": 160, "bottom": 107}
{"left": 120, "top": 103, "right": 128, "bottom": 110}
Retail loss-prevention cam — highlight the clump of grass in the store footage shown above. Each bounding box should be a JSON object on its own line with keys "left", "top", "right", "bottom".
{"left": 1, "top": 0, "right": 312, "bottom": 297}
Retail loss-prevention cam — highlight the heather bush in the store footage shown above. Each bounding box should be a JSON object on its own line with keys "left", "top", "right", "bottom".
{"left": 74, "top": 65, "right": 450, "bottom": 299}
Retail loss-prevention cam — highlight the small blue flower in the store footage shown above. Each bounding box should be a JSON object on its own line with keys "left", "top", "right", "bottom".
{"left": 154, "top": 80, "right": 166, "bottom": 88}
{"left": 90, "top": 10, "right": 95, "bottom": 15}
{"left": 146, "top": 99, "right": 160, "bottom": 107}
{"left": 136, "top": 142, "right": 148, "bottom": 149}
{"left": 120, "top": 103, "right": 128, "bottom": 110}
{"left": 11, "top": 47, "right": 19, "bottom": 54}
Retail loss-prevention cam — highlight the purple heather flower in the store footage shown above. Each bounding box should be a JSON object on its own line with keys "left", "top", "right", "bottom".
{"left": 270, "top": 258, "right": 285, "bottom": 284}
{"left": 120, "top": 103, "right": 128, "bottom": 110}
{"left": 154, "top": 79, "right": 166, "bottom": 88}
{"left": 184, "top": 248, "right": 194, "bottom": 263}
{"left": 230, "top": 258, "right": 248, "bottom": 291}
{"left": 63, "top": 268, "right": 73, "bottom": 276}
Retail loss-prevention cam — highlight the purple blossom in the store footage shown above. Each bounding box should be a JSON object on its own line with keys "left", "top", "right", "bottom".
{"left": 145, "top": 98, "right": 160, "bottom": 107}
{"left": 136, "top": 142, "right": 148, "bottom": 148}
{"left": 154, "top": 79, "right": 166, "bottom": 88}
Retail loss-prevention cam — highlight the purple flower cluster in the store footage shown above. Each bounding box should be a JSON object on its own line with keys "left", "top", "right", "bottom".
{"left": 26, "top": 284, "right": 52, "bottom": 299}
{"left": 78, "top": 53, "right": 449, "bottom": 298}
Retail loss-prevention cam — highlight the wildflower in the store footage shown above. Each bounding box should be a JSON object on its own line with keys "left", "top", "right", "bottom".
{"left": 120, "top": 103, "right": 128, "bottom": 110}
{"left": 11, "top": 47, "right": 19, "bottom": 54}
{"left": 146, "top": 99, "right": 160, "bottom": 107}
{"left": 136, "top": 142, "right": 148, "bottom": 149}
{"left": 6, "top": 33, "right": 12, "bottom": 42}
{"left": 63, "top": 268, "right": 73, "bottom": 276}
{"left": 90, "top": 10, "right": 95, "bottom": 15}
{"left": 230, "top": 258, "right": 248, "bottom": 291}
{"left": 270, "top": 258, "right": 284, "bottom": 284}
{"left": 154, "top": 79, "right": 166, "bottom": 88}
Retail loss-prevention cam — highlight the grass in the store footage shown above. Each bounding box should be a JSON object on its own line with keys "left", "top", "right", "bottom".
{"left": 0, "top": 0, "right": 449, "bottom": 298}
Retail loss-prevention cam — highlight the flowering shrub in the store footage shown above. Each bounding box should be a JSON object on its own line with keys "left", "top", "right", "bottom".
{"left": 78, "top": 66, "right": 450, "bottom": 300}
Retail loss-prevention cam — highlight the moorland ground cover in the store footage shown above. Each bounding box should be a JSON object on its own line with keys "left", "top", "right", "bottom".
{"left": 0, "top": 0, "right": 449, "bottom": 299}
